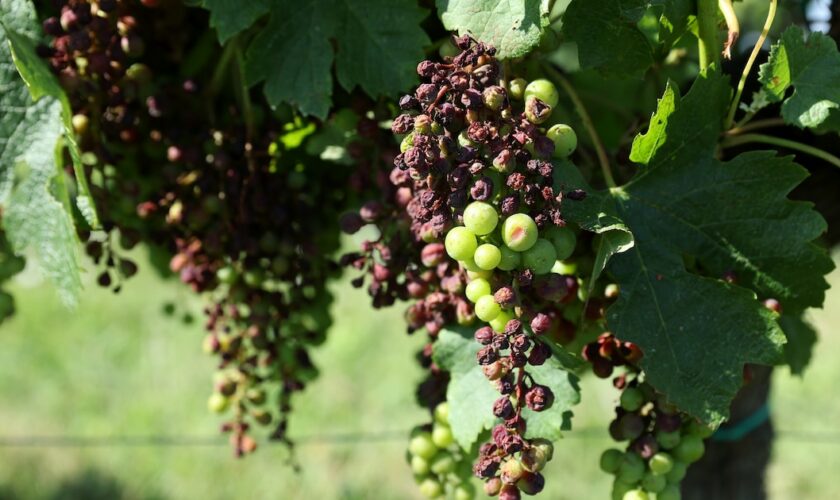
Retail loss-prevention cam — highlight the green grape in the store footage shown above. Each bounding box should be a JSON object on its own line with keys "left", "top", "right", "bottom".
{"left": 522, "top": 239, "right": 557, "bottom": 274}
{"left": 430, "top": 452, "right": 456, "bottom": 475}
{"left": 464, "top": 201, "right": 499, "bottom": 235}
{"left": 409, "top": 432, "right": 439, "bottom": 460}
{"left": 600, "top": 448, "right": 624, "bottom": 474}
{"left": 418, "top": 478, "right": 443, "bottom": 499}
{"left": 243, "top": 269, "right": 264, "bottom": 287}
{"left": 411, "top": 455, "right": 431, "bottom": 476}
{"left": 620, "top": 387, "right": 645, "bottom": 412}
{"left": 622, "top": 489, "right": 650, "bottom": 500}
{"left": 524, "top": 78, "right": 560, "bottom": 108}
{"left": 216, "top": 266, "right": 238, "bottom": 284}
{"left": 458, "top": 130, "right": 475, "bottom": 148}
{"left": 641, "top": 472, "right": 666, "bottom": 493}
{"left": 434, "top": 402, "right": 450, "bottom": 424}
{"left": 502, "top": 213, "right": 539, "bottom": 252}
{"left": 612, "top": 479, "right": 635, "bottom": 500}
{"left": 551, "top": 259, "right": 577, "bottom": 275}
{"left": 658, "top": 485, "right": 681, "bottom": 500}
{"left": 673, "top": 435, "right": 704, "bottom": 463}
{"left": 461, "top": 257, "right": 482, "bottom": 272}
{"left": 465, "top": 278, "right": 492, "bottom": 303}
{"left": 655, "top": 430, "right": 681, "bottom": 450}
{"left": 401, "top": 132, "right": 415, "bottom": 153}
{"left": 545, "top": 226, "right": 577, "bottom": 260}
{"left": 509, "top": 78, "right": 527, "bottom": 100}
{"left": 432, "top": 423, "right": 454, "bottom": 448}
{"left": 547, "top": 124, "right": 578, "bottom": 158}
{"left": 648, "top": 452, "right": 674, "bottom": 476}
{"left": 489, "top": 310, "right": 514, "bottom": 333}
{"left": 475, "top": 295, "right": 501, "bottom": 322}
{"left": 445, "top": 227, "right": 478, "bottom": 261}
{"left": 618, "top": 453, "right": 646, "bottom": 483}
{"left": 207, "top": 392, "right": 229, "bottom": 413}
{"left": 687, "top": 420, "right": 716, "bottom": 438}
{"left": 498, "top": 245, "right": 521, "bottom": 271}
{"left": 665, "top": 461, "right": 688, "bottom": 483}
{"left": 466, "top": 269, "right": 492, "bottom": 280}
{"left": 474, "top": 244, "right": 502, "bottom": 270}
{"left": 454, "top": 483, "right": 476, "bottom": 500}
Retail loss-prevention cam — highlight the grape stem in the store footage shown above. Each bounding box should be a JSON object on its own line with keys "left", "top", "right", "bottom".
{"left": 543, "top": 63, "right": 617, "bottom": 188}
{"left": 721, "top": 133, "right": 840, "bottom": 169}
{"left": 233, "top": 46, "right": 256, "bottom": 142}
{"left": 725, "top": 0, "right": 778, "bottom": 129}
{"left": 697, "top": 0, "right": 721, "bottom": 69}
{"left": 724, "top": 117, "right": 785, "bottom": 136}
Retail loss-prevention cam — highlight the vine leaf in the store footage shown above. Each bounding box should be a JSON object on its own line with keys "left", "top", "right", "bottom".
{"left": 0, "top": 1, "right": 83, "bottom": 307}
{"left": 779, "top": 315, "right": 817, "bottom": 376}
{"left": 5, "top": 27, "right": 100, "bottom": 229}
{"left": 245, "top": 0, "right": 428, "bottom": 119}
{"left": 436, "top": 0, "right": 550, "bottom": 60}
{"left": 565, "top": 70, "right": 833, "bottom": 425}
{"left": 200, "top": 0, "right": 271, "bottom": 43}
{"left": 433, "top": 326, "right": 580, "bottom": 449}
{"left": 759, "top": 25, "right": 840, "bottom": 132}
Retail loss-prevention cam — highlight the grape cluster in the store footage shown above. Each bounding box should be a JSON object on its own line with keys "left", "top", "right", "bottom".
{"left": 346, "top": 35, "right": 596, "bottom": 497}
{"left": 38, "top": 0, "right": 357, "bottom": 455}
{"left": 600, "top": 374, "right": 711, "bottom": 500}
{"left": 408, "top": 402, "right": 477, "bottom": 500}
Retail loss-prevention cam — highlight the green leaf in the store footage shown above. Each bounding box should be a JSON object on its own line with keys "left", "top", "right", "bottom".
{"left": 436, "top": 0, "right": 550, "bottom": 59}
{"left": 562, "top": 0, "right": 654, "bottom": 77}
{"left": 0, "top": 1, "right": 82, "bottom": 307}
{"left": 246, "top": 0, "right": 428, "bottom": 118}
{"left": 759, "top": 25, "right": 840, "bottom": 132}
{"left": 433, "top": 326, "right": 580, "bottom": 448}
{"left": 566, "top": 71, "right": 832, "bottom": 425}
{"left": 201, "top": 0, "right": 271, "bottom": 43}
{"left": 779, "top": 315, "right": 817, "bottom": 376}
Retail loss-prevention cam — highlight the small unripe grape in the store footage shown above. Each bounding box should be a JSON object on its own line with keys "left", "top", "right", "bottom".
{"left": 498, "top": 245, "right": 521, "bottom": 271}
{"left": 658, "top": 485, "right": 681, "bottom": 500}
{"left": 409, "top": 432, "right": 439, "bottom": 460}
{"left": 72, "top": 114, "right": 89, "bottom": 135}
{"left": 622, "top": 489, "right": 650, "bottom": 500}
{"left": 445, "top": 227, "right": 478, "bottom": 261}
{"left": 666, "top": 461, "right": 688, "bottom": 483}
{"left": 687, "top": 420, "right": 715, "bottom": 438}
{"left": 434, "top": 402, "right": 450, "bottom": 424}
{"left": 673, "top": 435, "right": 704, "bottom": 463}
{"left": 522, "top": 239, "right": 557, "bottom": 275}
{"left": 611, "top": 479, "right": 634, "bottom": 500}
{"left": 207, "top": 393, "right": 229, "bottom": 413}
{"left": 430, "top": 452, "right": 456, "bottom": 475}
{"left": 400, "top": 132, "right": 415, "bottom": 153}
{"left": 531, "top": 438, "right": 554, "bottom": 461}
{"left": 454, "top": 483, "right": 475, "bottom": 500}
{"left": 431, "top": 423, "right": 454, "bottom": 448}
{"left": 620, "top": 387, "right": 645, "bottom": 412}
{"left": 618, "top": 453, "right": 645, "bottom": 483}
{"left": 524, "top": 79, "right": 560, "bottom": 108}
{"left": 547, "top": 124, "right": 577, "bottom": 158}
{"left": 551, "top": 259, "right": 577, "bottom": 275}
{"left": 418, "top": 478, "right": 443, "bottom": 498}
{"left": 216, "top": 266, "right": 238, "bottom": 284}
{"left": 466, "top": 269, "right": 492, "bottom": 280}
{"left": 474, "top": 244, "right": 502, "bottom": 270}
{"left": 521, "top": 444, "right": 550, "bottom": 472}
{"left": 648, "top": 452, "right": 674, "bottom": 475}
{"left": 465, "top": 278, "right": 492, "bottom": 303}
{"left": 642, "top": 471, "right": 666, "bottom": 493}
{"left": 464, "top": 201, "right": 499, "bottom": 235}
{"left": 509, "top": 78, "right": 528, "bottom": 100}
{"left": 600, "top": 448, "right": 624, "bottom": 474}
{"left": 489, "top": 311, "right": 514, "bottom": 333}
{"left": 502, "top": 213, "right": 539, "bottom": 252}
{"left": 500, "top": 458, "right": 525, "bottom": 484}
{"left": 411, "top": 455, "right": 431, "bottom": 476}
{"left": 545, "top": 226, "right": 577, "bottom": 260}
{"left": 475, "top": 295, "right": 501, "bottom": 322}
{"left": 655, "top": 430, "right": 681, "bottom": 449}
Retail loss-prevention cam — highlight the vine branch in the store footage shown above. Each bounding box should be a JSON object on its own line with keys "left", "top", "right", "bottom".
{"left": 697, "top": 0, "right": 721, "bottom": 69}
{"left": 721, "top": 133, "right": 840, "bottom": 169}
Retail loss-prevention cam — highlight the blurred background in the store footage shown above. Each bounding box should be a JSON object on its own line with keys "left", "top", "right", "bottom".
{"left": 0, "top": 244, "right": 837, "bottom": 500}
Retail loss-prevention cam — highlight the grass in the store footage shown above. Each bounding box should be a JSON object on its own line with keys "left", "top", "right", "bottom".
{"left": 0, "top": 248, "right": 837, "bottom": 499}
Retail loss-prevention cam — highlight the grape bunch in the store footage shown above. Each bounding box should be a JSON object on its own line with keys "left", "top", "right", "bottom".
{"left": 38, "top": 0, "right": 359, "bottom": 455}
{"left": 599, "top": 373, "right": 712, "bottom": 500}
{"left": 408, "top": 402, "right": 477, "bottom": 500}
